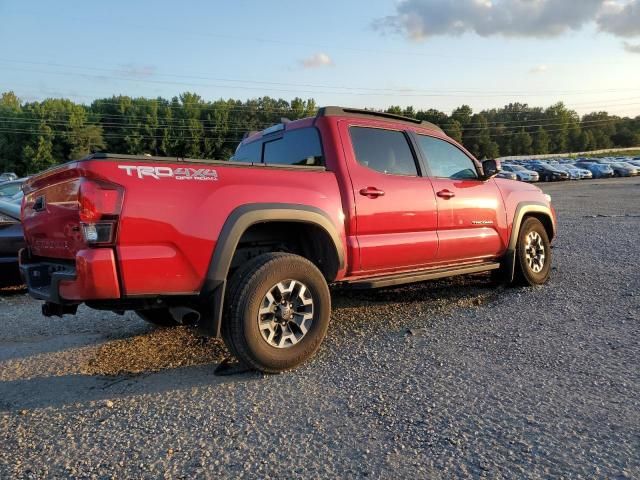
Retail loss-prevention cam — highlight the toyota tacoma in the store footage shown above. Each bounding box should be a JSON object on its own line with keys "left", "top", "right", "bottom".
{"left": 20, "top": 107, "right": 556, "bottom": 372}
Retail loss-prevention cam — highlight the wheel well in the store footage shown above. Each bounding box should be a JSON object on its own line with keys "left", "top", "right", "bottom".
{"left": 229, "top": 221, "right": 340, "bottom": 282}
{"left": 522, "top": 212, "right": 554, "bottom": 241}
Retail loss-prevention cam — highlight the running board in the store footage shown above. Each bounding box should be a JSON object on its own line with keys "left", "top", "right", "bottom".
{"left": 343, "top": 262, "right": 501, "bottom": 289}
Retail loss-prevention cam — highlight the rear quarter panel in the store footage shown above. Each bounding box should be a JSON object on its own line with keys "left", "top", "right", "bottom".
{"left": 90, "top": 161, "right": 346, "bottom": 296}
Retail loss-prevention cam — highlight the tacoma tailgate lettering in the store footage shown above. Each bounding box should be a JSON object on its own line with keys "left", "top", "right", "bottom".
{"left": 118, "top": 165, "right": 217, "bottom": 181}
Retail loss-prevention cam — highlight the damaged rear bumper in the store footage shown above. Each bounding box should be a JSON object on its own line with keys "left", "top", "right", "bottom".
{"left": 19, "top": 248, "right": 121, "bottom": 306}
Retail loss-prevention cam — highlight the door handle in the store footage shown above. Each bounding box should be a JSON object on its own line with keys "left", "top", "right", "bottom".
{"left": 359, "top": 187, "right": 385, "bottom": 198}
{"left": 437, "top": 189, "right": 455, "bottom": 199}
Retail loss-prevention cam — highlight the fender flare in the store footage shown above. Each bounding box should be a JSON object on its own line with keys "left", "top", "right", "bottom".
{"left": 198, "top": 203, "right": 345, "bottom": 337}
{"left": 503, "top": 201, "right": 556, "bottom": 282}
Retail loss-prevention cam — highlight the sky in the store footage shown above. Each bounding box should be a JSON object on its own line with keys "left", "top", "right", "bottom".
{"left": 1, "top": 0, "right": 640, "bottom": 116}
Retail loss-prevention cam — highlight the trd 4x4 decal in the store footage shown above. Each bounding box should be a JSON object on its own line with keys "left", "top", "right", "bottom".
{"left": 118, "top": 165, "right": 218, "bottom": 181}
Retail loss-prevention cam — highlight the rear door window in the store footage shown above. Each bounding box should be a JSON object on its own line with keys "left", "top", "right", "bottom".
{"left": 349, "top": 127, "right": 419, "bottom": 176}
{"left": 263, "top": 128, "right": 323, "bottom": 166}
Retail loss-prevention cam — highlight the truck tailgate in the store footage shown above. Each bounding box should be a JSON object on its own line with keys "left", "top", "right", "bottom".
{"left": 22, "top": 162, "right": 85, "bottom": 259}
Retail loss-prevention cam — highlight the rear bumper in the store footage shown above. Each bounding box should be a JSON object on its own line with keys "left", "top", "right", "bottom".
{"left": 19, "top": 248, "right": 121, "bottom": 304}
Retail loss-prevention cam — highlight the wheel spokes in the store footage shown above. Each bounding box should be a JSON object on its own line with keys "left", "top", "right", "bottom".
{"left": 524, "top": 231, "right": 545, "bottom": 273}
{"left": 258, "top": 279, "right": 314, "bottom": 349}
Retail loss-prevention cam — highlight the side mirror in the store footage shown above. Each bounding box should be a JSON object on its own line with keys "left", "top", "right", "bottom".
{"left": 481, "top": 159, "right": 501, "bottom": 180}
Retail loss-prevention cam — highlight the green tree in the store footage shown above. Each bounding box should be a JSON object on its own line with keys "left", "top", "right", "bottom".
{"left": 416, "top": 108, "right": 448, "bottom": 126}
{"left": 22, "top": 123, "right": 55, "bottom": 173}
{"left": 451, "top": 105, "right": 473, "bottom": 128}
{"left": 443, "top": 119, "right": 463, "bottom": 143}
{"left": 544, "top": 102, "right": 579, "bottom": 153}
{"left": 0, "top": 92, "right": 25, "bottom": 173}
{"left": 511, "top": 130, "right": 533, "bottom": 155}
{"left": 532, "top": 127, "right": 550, "bottom": 154}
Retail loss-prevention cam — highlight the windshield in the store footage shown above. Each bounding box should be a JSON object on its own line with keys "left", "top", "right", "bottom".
{"left": 0, "top": 181, "right": 22, "bottom": 197}
{"left": 0, "top": 198, "right": 20, "bottom": 220}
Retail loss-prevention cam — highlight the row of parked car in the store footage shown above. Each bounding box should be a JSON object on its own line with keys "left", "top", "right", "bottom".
{"left": 496, "top": 156, "right": 640, "bottom": 182}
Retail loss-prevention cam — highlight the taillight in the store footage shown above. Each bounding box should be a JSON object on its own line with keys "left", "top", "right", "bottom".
{"left": 78, "top": 179, "right": 124, "bottom": 246}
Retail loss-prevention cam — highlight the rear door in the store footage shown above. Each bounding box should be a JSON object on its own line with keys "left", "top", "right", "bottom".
{"left": 339, "top": 123, "right": 438, "bottom": 274}
{"left": 413, "top": 134, "right": 506, "bottom": 263}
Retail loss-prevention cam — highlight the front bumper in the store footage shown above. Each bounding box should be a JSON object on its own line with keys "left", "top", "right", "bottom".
{"left": 19, "top": 248, "right": 121, "bottom": 304}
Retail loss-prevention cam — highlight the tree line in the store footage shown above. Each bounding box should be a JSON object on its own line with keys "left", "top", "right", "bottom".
{"left": 1, "top": 90, "right": 638, "bottom": 176}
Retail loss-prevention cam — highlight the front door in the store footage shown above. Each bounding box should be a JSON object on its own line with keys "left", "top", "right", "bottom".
{"left": 413, "top": 134, "right": 506, "bottom": 263}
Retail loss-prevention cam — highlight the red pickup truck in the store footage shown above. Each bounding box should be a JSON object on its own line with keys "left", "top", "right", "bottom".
{"left": 20, "top": 107, "right": 556, "bottom": 372}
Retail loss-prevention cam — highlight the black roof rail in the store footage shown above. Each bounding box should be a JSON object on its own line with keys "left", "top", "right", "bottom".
{"left": 317, "top": 106, "right": 444, "bottom": 133}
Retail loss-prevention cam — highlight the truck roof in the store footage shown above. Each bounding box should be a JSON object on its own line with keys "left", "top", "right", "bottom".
{"left": 317, "top": 106, "right": 444, "bottom": 133}
{"left": 242, "top": 106, "right": 444, "bottom": 145}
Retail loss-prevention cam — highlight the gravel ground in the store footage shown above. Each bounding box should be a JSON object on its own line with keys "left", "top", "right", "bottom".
{"left": 1, "top": 178, "right": 639, "bottom": 479}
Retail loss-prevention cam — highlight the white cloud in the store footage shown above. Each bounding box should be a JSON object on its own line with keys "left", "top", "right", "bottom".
{"left": 529, "top": 64, "right": 549, "bottom": 74}
{"left": 300, "top": 53, "right": 334, "bottom": 69}
{"left": 374, "top": 0, "right": 605, "bottom": 40}
{"left": 623, "top": 41, "right": 640, "bottom": 53}
{"left": 374, "top": 0, "right": 640, "bottom": 41}
{"left": 597, "top": 0, "right": 640, "bottom": 37}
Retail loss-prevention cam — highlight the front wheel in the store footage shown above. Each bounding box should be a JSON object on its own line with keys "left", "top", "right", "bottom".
{"left": 222, "top": 253, "right": 331, "bottom": 373}
{"left": 514, "top": 217, "right": 552, "bottom": 286}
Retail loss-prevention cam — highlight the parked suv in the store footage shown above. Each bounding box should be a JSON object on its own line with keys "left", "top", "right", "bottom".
{"left": 20, "top": 107, "right": 557, "bottom": 372}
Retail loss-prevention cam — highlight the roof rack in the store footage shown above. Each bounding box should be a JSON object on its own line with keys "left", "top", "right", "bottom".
{"left": 317, "top": 106, "right": 444, "bottom": 133}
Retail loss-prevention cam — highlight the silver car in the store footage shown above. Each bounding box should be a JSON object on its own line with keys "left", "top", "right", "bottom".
{"left": 501, "top": 164, "right": 540, "bottom": 182}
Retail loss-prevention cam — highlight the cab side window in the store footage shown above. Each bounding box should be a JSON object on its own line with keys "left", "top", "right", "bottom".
{"left": 417, "top": 135, "right": 478, "bottom": 180}
{"left": 350, "top": 127, "right": 419, "bottom": 176}
{"left": 263, "top": 128, "right": 324, "bottom": 166}
{"left": 231, "top": 139, "right": 261, "bottom": 163}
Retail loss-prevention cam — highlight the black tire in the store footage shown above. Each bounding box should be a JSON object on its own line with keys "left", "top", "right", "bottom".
{"left": 222, "top": 256, "right": 273, "bottom": 361}
{"left": 135, "top": 309, "right": 180, "bottom": 327}
{"left": 222, "top": 252, "right": 331, "bottom": 373}
{"left": 514, "top": 217, "right": 552, "bottom": 286}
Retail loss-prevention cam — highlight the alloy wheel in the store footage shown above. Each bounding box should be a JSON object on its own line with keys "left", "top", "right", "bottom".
{"left": 524, "top": 231, "right": 546, "bottom": 273}
{"left": 257, "top": 279, "right": 314, "bottom": 348}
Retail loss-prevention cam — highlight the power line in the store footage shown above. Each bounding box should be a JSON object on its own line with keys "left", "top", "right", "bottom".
{"left": 0, "top": 117, "right": 627, "bottom": 142}
{"left": 0, "top": 103, "right": 636, "bottom": 132}
{"left": 0, "top": 116, "right": 275, "bottom": 131}
{"left": 2, "top": 58, "right": 639, "bottom": 97}
{"left": 7, "top": 66, "right": 640, "bottom": 100}
{"left": 5, "top": 85, "right": 640, "bottom": 123}
{"left": 0, "top": 113, "right": 625, "bottom": 133}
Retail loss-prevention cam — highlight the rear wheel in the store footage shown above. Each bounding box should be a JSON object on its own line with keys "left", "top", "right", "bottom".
{"left": 222, "top": 252, "right": 331, "bottom": 373}
{"left": 514, "top": 217, "right": 552, "bottom": 286}
{"left": 135, "top": 309, "right": 180, "bottom": 327}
